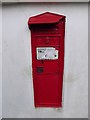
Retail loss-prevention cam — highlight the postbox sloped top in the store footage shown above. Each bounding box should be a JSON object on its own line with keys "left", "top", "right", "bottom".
{"left": 28, "top": 12, "right": 65, "bottom": 26}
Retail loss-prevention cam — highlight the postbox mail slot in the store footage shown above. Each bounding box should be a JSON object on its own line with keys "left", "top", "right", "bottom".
{"left": 34, "top": 27, "right": 59, "bottom": 34}
{"left": 36, "top": 36, "right": 60, "bottom": 46}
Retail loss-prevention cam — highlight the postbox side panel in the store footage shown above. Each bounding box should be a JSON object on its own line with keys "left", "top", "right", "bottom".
{"left": 58, "top": 19, "right": 65, "bottom": 106}
{"left": 30, "top": 19, "right": 65, "bottom": 107}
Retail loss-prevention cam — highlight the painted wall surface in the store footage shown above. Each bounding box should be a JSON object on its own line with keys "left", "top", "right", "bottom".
{"left": 0, "top": 4, "right": 2, "bottom": 120}
{"left": 2, "top": 3, "right": 88, "bottom": 118}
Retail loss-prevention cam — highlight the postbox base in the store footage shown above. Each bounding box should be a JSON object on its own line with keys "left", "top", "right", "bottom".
{"left": 34, "top": 103, "right": 62, "bottom": 108}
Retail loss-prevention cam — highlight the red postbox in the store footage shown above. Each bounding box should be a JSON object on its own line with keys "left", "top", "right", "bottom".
{"left": 28, "top": 12, "right": 66, "bottom": 108}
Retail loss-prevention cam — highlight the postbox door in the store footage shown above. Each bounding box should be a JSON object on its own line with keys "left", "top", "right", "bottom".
{"left": 32, "top": 36, "right": 62, "bottom": 107}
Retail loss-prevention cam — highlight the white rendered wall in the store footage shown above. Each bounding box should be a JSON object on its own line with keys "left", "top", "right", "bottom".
{"left": 0, "top": 4, "right": 2, "bottom": 120}
{"left": 2, "top": 3, "right": 88, "bottom": 118}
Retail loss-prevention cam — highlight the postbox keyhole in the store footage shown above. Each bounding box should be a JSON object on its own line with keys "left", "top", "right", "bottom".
{"left": 41, "top": 60, "right": 44, "bottom": 64}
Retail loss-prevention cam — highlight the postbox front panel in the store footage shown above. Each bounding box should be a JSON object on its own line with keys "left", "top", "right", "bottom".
{"left": 30, "top": 19, "right": 65, "bottom": 107}
{"left": 36, "top": 75, "right": 61, "bottom": 107}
